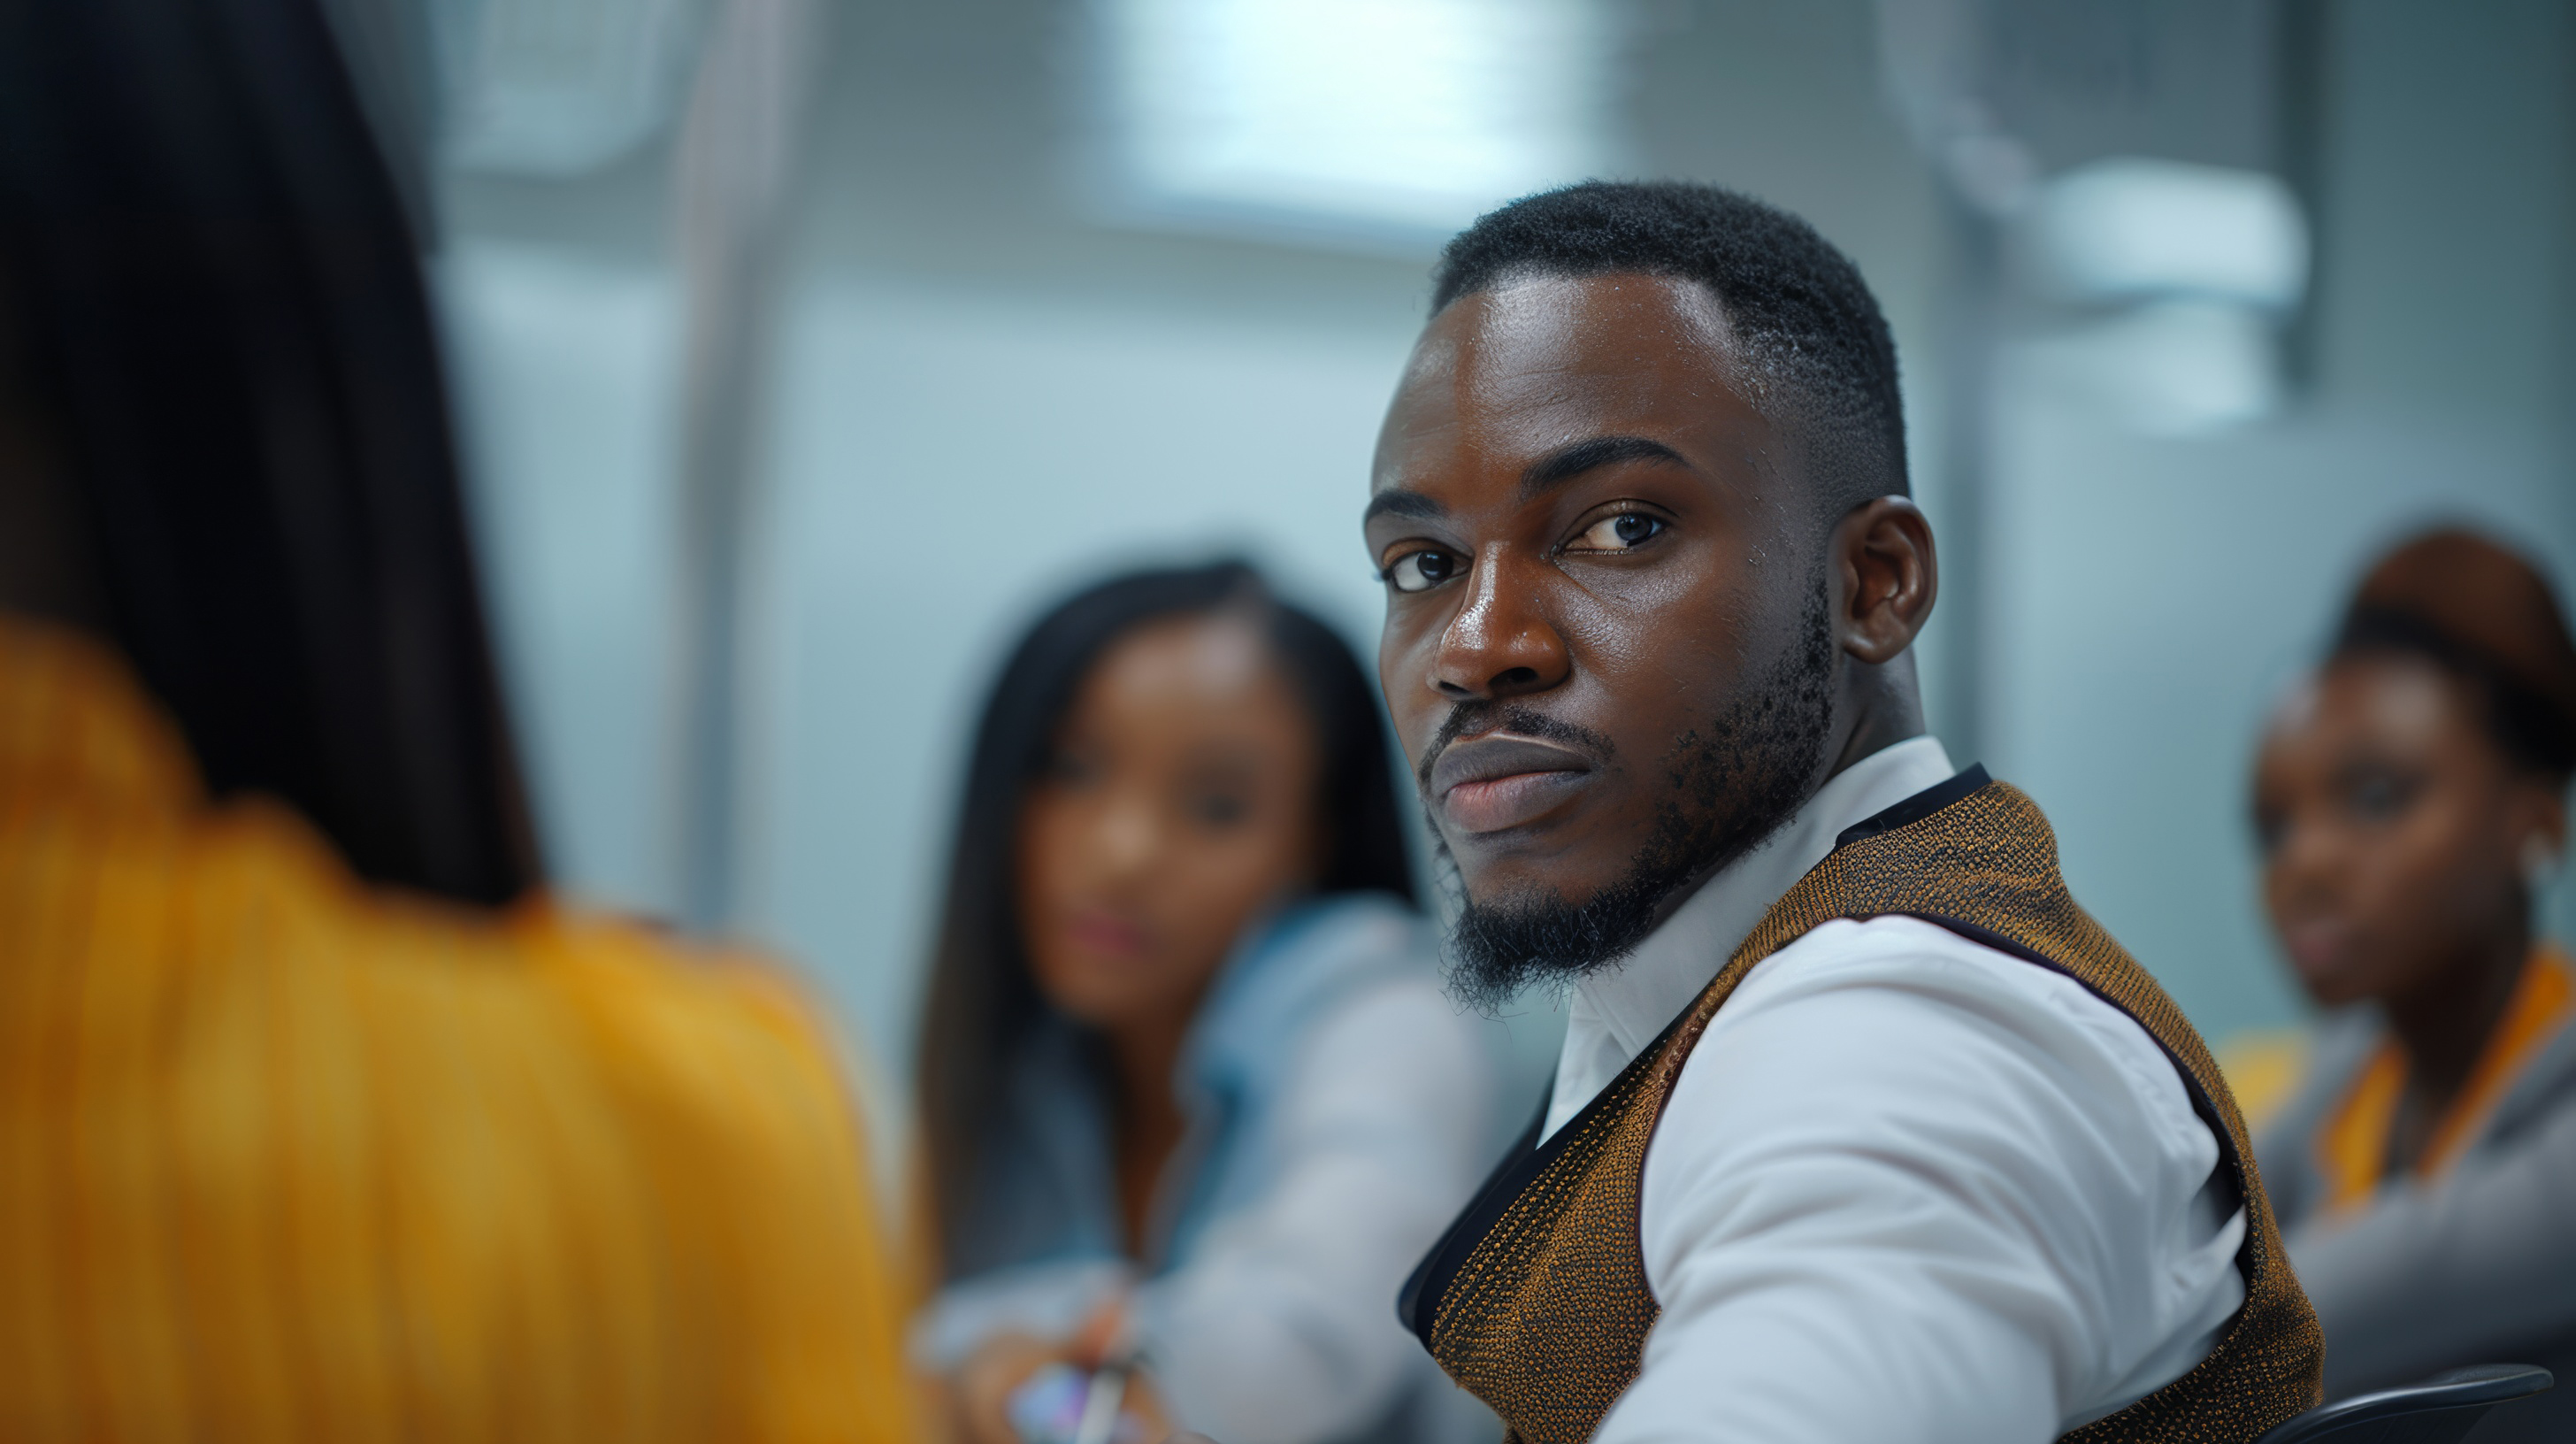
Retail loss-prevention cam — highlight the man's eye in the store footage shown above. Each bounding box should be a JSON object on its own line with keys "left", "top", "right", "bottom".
{"left": 1384, "top": 549, "right": 1460, "bottom": 594}
{"left": 1567, "top": 513, "right": 1667, "bottom": 553}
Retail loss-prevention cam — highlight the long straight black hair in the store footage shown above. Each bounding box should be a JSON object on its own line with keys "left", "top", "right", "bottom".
{"left": 0, "top": 0, "right": 538, "bottom": 903}
{"left": 916, "top": 560, "right": 1415, "bottom": 1273}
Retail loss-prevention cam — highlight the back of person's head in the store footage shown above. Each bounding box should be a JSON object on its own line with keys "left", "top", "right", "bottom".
{"left": 916, "top": 560, "right": 1413, "bottom": 1270}
{"left": 2331, "top": 527, "right": 2576, "bottom": 785}
{"left": 0, "top": 0, "right": 535, "bottom": 904}
{"left": 0, "top": 6, "right": 933, "bottom": 1440}
{"left": 1430, "top": 179, "right": 1907, "bottom": 526}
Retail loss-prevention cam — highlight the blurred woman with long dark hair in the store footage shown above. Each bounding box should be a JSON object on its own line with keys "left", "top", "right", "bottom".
{"left": 914, "top": 561, "right": 1497, "bottom": 1444}
{"left": 2251, "top": 528, "right": 2576, "bottom": 1440}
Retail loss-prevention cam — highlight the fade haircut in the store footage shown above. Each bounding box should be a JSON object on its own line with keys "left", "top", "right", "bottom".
{"left": 1431, "top": 180, "right": 1908, "bottom": 524}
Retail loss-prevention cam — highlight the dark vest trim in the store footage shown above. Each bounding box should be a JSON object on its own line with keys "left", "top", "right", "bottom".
{"left": 1399, "top": 764, "right": 1993, "bottom": 1348}
{"left": 1399, "top": 1101, "right": 1542, "bottom": 1342}
{"left": 1399, "top": 1006, "right": 1691, "bottom": 1344}
{"left": 1835, "top": 760, "right": 1991, "bottom": 849}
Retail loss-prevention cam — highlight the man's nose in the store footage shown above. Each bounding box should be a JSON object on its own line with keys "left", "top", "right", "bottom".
{"left": 1429, "top": 547, "right": 1573, "bottom": 700}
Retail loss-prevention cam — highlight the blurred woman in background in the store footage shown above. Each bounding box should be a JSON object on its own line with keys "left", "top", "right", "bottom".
{"left": 2251, "top": 528, "right": 2576, "bottom": 1439}
{"left": 914, "top": 562, "right": 1497, "bottom": 1444}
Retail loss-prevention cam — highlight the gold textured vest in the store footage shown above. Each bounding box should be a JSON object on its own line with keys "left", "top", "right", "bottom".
{"left": 1401, "top": 772, "right": 2323, "bottom": 1444}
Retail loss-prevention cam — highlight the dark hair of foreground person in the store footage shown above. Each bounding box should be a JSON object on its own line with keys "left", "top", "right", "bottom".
{"left": 0, "top": 0, "right": 536, "bottom": 906}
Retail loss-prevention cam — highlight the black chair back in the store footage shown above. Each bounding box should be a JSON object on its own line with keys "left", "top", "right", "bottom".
{"left": 2256, "top": 1364, "right": 2553, "bottom": 1444}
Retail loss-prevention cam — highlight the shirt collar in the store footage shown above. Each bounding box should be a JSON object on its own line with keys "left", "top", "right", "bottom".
{"left": 1568, "top": 734, "right": 1960, "bottom": 1062}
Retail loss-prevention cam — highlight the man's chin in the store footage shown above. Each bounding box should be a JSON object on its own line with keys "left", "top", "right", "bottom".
{"left": 1443, "top": 867, "right": 1682, "bottom": 1014}
{"left": 1439, "top": 569, "right": 1836, "bottom": 1014}
{"left": 1446, "top": 853, "right": 1620, "bottom": 915}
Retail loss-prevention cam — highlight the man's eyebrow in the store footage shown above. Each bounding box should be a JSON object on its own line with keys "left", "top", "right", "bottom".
{"left": 1363, "top": 489, "right": 1445, "bottom": 524}
{"left": 1364, "top": 438, "right": 1686, "bottom": 523}
{"left": 1521, "top": 435, "right": 1691, "bottom": 499}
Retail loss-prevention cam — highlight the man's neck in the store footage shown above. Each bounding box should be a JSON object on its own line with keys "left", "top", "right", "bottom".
{"left": 1644, "top": 662, "right": 1924, "bottom": 929}
{"left": 1539, "top": 734, "right": 1959, "bottom": 1139}
{"left": 1822, "top": 657, "right": 1927, "bottom": 787}
{"left": 1642, "top": 690, "right": 1928, "bottom": 943}
{"left": 1633, "top": 733, "right": 1951, "bottom": 986}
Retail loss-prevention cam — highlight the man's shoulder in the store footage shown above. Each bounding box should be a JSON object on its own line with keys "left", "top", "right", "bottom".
{"left": 1644, "top": 911, "right": 2226, "bottom": 1271}
{"left": 1705, "top": 913, "right": 2200, "bottom": 1127}
{"left": 1734, "top": 911, "right": 2129, "bottom": 1016}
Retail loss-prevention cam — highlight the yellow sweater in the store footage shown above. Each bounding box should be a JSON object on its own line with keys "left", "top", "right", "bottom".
{"left": 0, "top": 616, "right": 914, "bottom": 1441}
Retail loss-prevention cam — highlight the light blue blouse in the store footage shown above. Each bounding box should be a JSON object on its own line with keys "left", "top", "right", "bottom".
{"left": 920, "top": 892, "right": 1501, "bottom": 1444}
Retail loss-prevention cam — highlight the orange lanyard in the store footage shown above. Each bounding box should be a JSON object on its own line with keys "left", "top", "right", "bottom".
{"left": 2319, "top": 943, "right": 2576, "bottom": 1213}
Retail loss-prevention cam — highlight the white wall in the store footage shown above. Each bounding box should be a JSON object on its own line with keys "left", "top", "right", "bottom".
{"left": 441, "top": 241, "right": 681, "bottom": 917}
{"left": 1980, "top": 0, "right": 2576, "bottom": 1038}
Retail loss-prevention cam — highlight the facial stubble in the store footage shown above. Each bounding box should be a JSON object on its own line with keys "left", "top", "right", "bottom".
{"left": 1439, "top": 577, "right": 1836, "bottom": 1012}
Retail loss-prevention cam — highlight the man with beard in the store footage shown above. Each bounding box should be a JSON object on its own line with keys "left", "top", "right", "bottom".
{"left": 1368, "top": 182, "right": 2322, "bottom": 1443}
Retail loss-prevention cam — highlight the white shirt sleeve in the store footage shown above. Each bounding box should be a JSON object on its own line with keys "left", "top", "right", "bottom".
{"left": 1136, "top": 977, "right": 1496, "bottom": 1444}
{"left": 1604, "top": 917, "right": 2246, "bottom": 1444}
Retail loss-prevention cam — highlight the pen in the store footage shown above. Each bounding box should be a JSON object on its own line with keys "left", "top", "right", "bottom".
{"left": 1070, "top": 1357, "right": 1129, "bottom": 1444}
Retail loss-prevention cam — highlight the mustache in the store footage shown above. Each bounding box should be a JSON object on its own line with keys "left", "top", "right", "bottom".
{"left": 1414, "top": 701, "right": 1617, "bottom": 795}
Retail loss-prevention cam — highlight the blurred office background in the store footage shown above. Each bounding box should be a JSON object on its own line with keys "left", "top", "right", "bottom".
{"left": 407, "top": 0, "right": 2576, "bottom": 1129}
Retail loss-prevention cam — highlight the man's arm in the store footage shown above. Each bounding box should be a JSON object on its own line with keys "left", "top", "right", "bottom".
{"left": 1606, "top": 917, "right": 2245, "bottom": 1444}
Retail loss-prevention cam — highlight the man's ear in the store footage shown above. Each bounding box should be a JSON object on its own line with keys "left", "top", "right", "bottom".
{"left": 1832, "top": 497, "right": 1936, "bottom": 666}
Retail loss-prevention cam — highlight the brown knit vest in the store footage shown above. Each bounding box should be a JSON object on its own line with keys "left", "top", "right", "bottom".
{"left": 1401, "top": 776, "right": 2323, "bottom": 1443}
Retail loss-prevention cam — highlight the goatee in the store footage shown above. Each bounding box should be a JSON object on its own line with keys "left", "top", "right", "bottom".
{"left": 1440, "top": 580, "right": 1836, "bottom": 1013}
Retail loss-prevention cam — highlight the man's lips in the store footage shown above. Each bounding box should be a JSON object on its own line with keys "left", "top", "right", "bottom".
{"left": 1430, "top": 733, "right": 1596, "bottom": 835}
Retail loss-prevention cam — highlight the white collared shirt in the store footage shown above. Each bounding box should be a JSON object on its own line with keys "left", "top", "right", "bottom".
{"left": 1547, "top": 737, "right": 2248, "bottom": 1443}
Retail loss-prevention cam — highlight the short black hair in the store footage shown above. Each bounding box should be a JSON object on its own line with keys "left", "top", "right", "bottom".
{"left": 1431, "top": 180, "right": 1907, "bottom": 521}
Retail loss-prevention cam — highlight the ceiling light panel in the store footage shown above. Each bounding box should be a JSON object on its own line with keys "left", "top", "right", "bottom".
{"left": 1093, "top": 0, "right": 1626, "bottom": 250}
